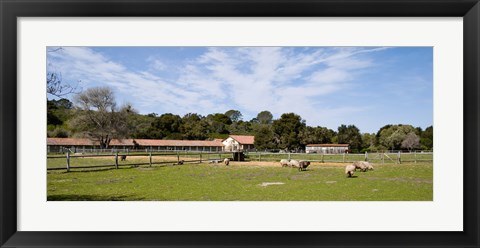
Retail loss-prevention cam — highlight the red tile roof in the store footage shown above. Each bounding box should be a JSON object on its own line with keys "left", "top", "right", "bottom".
{"left": 47, "top": 138, "right": 223, "bottom": 147}
{"left": 228, "top": 135, "right": 255, "bottom": 145}
{"left": 306, "top": 144, "right": 349, "bottom": 147}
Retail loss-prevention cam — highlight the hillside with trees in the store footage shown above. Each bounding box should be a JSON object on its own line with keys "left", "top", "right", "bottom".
{"left": 48, "top": 87, "right": 433, "bottom": 151}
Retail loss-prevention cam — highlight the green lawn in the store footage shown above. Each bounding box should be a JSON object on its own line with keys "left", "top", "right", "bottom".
{"left": 47, "top": 161, "right": 433, "bottom": 201}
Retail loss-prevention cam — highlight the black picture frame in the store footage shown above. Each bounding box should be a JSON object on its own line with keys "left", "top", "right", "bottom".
{"left": 1, "top": 0, "right": 478, "bottom": 247}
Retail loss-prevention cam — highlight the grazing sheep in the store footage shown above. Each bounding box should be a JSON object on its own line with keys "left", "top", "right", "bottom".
{"left": 120, "top": 155, "right": 127, "bottom": 161}
{"left": 288, "top": 159, "right": 300, "bottom": 168}
{"left": 280, "top": 159, "right": 290, "bottom": 167}
{"left": 362, "top": 161, "right": 374, "bottom": 170}
{"left": 224, "top": 158, "right": 230, "bottom": 166}
{"left": 345, "top": 164, "right": 356, "bottom": 177}
{"left": 353, "top": 161, "right": 368, "bottom": 172}
{"left": 298, "top": 160, "right": 310, "bottom": 171}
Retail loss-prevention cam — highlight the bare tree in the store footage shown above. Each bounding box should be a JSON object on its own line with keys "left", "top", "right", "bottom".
{"left": 401, "top": 132, "right": 420, "bottom": 151}
{"left": 70, "top": 86, "right": 129, "bottom": 148}
{"left": 47, "top": 48, "right": 80, "bottom": 97}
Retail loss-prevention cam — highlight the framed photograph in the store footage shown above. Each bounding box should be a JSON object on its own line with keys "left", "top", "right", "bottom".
{"left": 1, "top": 0, "right": 479, "bottom": 247}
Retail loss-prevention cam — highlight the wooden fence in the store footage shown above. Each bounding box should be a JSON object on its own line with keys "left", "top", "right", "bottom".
{"left": 245, "top": 151, "right": 433, "bottom": 164}
{"left": 47, "top": 151, "right": 234, "bottom": 172}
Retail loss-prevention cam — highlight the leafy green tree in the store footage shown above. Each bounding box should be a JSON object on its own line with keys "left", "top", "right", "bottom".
{"left": 361, "top": 133, "right": 377, "bottom": 152}
{"left": 205, "top": 113, "right": 232, "bottom": 135}
{"left": 272, "top": 113, "right": 305, "bottom": 150}
{"left": 337, "top": 125, "right": 362, "bottom": 152}
{"left": 253, "top": 125, "right": 276, "bottom": 150}
{"left": 256, "top": 110, "right": 273, "bottom": 124}
{"left": 225, "top": 109, "right": 243, "bottom": 122}
{"left": 299, "top": 126, "right": 335, "bottom": 146}
{"left": 228, "top": 120, "right": 253, "bottom": 135}
{"left": 377, "top": 124, "right": 416, "bottom": 150}
{"left": 147, "top": 113, "right": 183, "bottom": 139}
{"left": 180, "top": 113, "right": 209, "bottom": 140}
{"left": 420, "top": 126, "right": 433, "bottom": 150}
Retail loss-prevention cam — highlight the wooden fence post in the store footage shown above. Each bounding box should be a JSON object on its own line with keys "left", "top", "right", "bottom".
{"left": 149, "top": 149, "right": 152, "bottom": 167}
{"left": 397, "top": 151, "right": 401, "bottom": 164}
{"left": 382, "top": 153, "right": 385, "bottom": 164}
{"left": 288, "top": 153, "right": 291, "bottom": 160}
{"left": 365, "top": 152, "right": 368, "bottom": 161}
{"left": 66, "top": 151, "right": 70, "bottom": 172}
{"left": 321, "top": 153, "right": 324, "bottom": 163}
{"left": 414, "top": 151, "right": 417, "bottom": 163}
{"left": 177, "top": 152, "right": 180, "bottom": 164}
{"left": 199, "top": 152, "right": 202, "bottom": 163}
{"left": 115, "top": 152, "right": 119, "bottom": 169}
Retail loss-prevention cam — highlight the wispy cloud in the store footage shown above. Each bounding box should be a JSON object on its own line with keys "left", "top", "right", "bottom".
{"left": 47, "top": 46, "right": 433, "bottom": 132}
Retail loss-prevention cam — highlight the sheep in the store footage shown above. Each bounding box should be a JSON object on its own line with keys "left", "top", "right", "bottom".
{"left": 120, "top": 155, "right": 127, "bottom": 161}
{"left": 353, "top": 161, "right": 368, "bottom": 172}
{"left": 280, "top": 159, "right": 290, "bottom": 167}
{"left": 298, "top": 160, "right": 310, "bottom": 171}
{"left": 288, "top": 159, "right": 300, "bottom": 168}
{"left": 362, "top": 161, "right": 374, "bottom": 170}
{"left": 353, "top": 161, "right": 374, "bottom": 172}
{"left": 224, "top": 158, "right": 230, "bottom": 166}
{"left": 345, "top": 164, "right": 356, "bottom": 177}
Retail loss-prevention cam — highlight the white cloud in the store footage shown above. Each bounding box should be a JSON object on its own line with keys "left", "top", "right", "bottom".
{"left": 48, "top": 46, "right": 387, "bottom": 124}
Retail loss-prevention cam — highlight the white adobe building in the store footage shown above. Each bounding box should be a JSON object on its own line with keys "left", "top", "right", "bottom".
{"left": 222, "top": 135, "right": 255, "bottom": 152}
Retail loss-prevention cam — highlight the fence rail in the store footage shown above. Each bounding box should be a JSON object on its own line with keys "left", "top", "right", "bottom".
{"left": 47, "top": 151, "right": 234, "bottom": 172}
{"left": 47, "top": 151, "right": 433, "bottom": 172}
{"left": 245, "top": 151, "right": 433, "bottom": 164}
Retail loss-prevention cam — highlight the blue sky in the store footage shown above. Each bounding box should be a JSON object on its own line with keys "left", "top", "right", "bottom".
{"left": 47, "top": 46, "right": 433, "bottom": 134}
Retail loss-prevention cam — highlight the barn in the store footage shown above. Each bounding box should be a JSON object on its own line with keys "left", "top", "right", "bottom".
{"left": 222, "top": 135, "right": 255, "bottom": 152}
{"left": 305, "top": 144, "right": 350, "bottom": 154}
{"left": 47, "top": 138, "right": 224, "bottom": 153}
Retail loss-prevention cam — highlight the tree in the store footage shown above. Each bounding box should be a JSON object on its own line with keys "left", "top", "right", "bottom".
{"left": 299, "top": 126, "right": 335, "bottom": 146}
{"left": 253, "top": 125, "right": 276, "bottom": 150}
{"left": 337, "top": 124, "right": 362, "bottom": 152}
{"left": 225, "top": 109, "right": 243, "bottom": 122}
{"left": 205, "top": 113, "right": 232, "bottom": 135}
{"left": 256, "top": 110, "right": 273, "bottom": 124}
{"left": 420, "top": 126, "right": 433, "bottom": 150}
{"left": 47, "top": 48, "right": 79, "bottom": 97}
{"left": 69, "top": 86, "right": 129, "bottom": 148}
{"left": 180, "top": 113, "right": 209, "bottom": 140}
{"left": 401, "top": 132, "right": 420, "bottom": 151}
{"left": 361, "top": 133, "right": 377, "bottom": 152}
{"left": 147, "top": 113, "right": 183, "bottom": 139}
{"left": 377, "top": 124, "right": 416, "bottom": 150}
{"left": 272, "top": 113, "right": 305, "bottom": 150}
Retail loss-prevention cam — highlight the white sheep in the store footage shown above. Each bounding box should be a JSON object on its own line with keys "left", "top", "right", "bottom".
{"left": 224, "top": 158, "right": 230, "bottom": 166}
{"left": 288, "top": 159, "right": 300, "bottom": 168}
{"left": 280, "top": 159, "right": 290, "bottom": 167}
{"left": 345, "top": 164, "right": 356, "bottom": 177}
{"left": 353, "top": 161, "right": 368, "bottom": 172}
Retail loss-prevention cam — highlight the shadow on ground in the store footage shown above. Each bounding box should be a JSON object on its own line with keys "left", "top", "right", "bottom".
{"left": 47, "top": 194, "right": 145, "bottom": 201}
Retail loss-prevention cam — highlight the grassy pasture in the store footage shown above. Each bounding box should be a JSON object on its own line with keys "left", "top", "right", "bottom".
{"left": 47, "top": 159, "right": 433, "bottom": 201}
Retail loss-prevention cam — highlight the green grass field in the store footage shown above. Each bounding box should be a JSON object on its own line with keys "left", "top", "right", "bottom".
{"left": 47, "top": 160, "right": 433, "bottom": 201}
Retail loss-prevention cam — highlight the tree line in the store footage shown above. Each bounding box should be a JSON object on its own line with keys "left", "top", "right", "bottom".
{"left": 47, "top": 86, "right": 433, "bottom": 152}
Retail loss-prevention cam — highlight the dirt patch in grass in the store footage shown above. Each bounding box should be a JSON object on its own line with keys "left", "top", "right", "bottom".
{"left": 259, "top": 182, "right": 285, "bottom": 186}
{"left": 226, "top": 161, "right": 349, "bottom": 168}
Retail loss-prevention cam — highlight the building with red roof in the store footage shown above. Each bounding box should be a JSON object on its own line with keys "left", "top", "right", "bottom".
{"left": 222, "top": 135, "right": 255, "bottom": 152}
